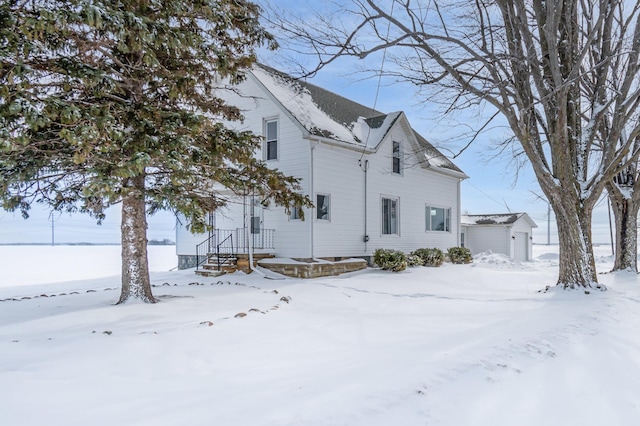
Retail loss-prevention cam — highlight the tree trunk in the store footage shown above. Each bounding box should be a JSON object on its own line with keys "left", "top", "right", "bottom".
{"left": 546, "top": 188, "right": 600, "bottom": 289}
{"left": 117, "top": 175, "right": 156, "bottom": 304}
{"left": 607, "top": 185, "right": 639, "bottom": 272}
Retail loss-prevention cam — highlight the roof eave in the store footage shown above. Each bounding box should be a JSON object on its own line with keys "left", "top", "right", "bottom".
{"left": 247, "top": 70, "right": 312, "bottom": 137}
{"left": 461, "top": 223, "right": 512, "bottom": 227}
{"left": 305, "top": 133, "right": 375, "bottom": 153}
{"left": 423, "top": 164, "right": 469, "bottom": 180}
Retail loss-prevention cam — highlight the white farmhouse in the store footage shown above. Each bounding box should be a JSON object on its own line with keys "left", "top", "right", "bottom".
{"left": 460, "top": 213, "right": 538, "bottom": 261}
{"left": 176, "top": 65, "right": 468, "bottom": 273}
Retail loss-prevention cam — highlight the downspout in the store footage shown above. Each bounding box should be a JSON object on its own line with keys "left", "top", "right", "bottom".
{"left": 246, "top": 212, "right": 260, "bottom": 275}
{"left": 457, "top": 179, "right": 462, "bottom": 246}
{"left": 310, "top": 141, "right": 317, "bottom": 259}
{"left": 242, "top": 192, "right": 247, "bottom": 254}
{"left": 360, "top": 159, "right": 370, "bottom": 252}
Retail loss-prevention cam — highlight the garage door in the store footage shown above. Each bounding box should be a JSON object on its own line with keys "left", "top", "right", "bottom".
{"left": 514, "top": 232, "right": 528, "bottom": 261}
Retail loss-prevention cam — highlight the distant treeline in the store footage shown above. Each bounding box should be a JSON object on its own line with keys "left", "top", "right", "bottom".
{"left": 0, "top": 239, "right": 175, "bottom": 246}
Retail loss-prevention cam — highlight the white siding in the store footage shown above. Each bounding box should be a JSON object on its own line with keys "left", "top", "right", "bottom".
{"left": 462, "top": 216, "right": 535, "bottom": 260}
{"left": 311, "top": 122, "right": 461, "bottom": 258}
{"left": 175, "top": 75, "right": 464, "bottom": 260}
{"left": 175, "top": 215, "right": 204, "bottom": 256}
{"left": 175, "top": 75, "right": 311, "bottom": 258}
{"left": 175, "top": 201, "right": 245, "bottom": 257}
{"left": 229, "top": 76, "right": 313, "bottom": 258}
{"left": 311, "top": 143, "right": 366, "bottom": 257}
{"left": 465, "top": 226, "right": 511, "bottom": 256}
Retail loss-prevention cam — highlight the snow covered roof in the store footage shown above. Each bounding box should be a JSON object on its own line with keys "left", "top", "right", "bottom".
{"left": 461, "top": 213, "right": 538, "bottom": 227}
{"left": 251, "top": 64, "right": 465, "bottom": 176}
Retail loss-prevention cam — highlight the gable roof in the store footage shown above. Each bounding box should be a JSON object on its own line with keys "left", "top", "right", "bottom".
{"left": 461, "top": 213, "right": 538, "bottom": 228}
{"left": 250, "top": 64, "right": 465, "bottom": 177}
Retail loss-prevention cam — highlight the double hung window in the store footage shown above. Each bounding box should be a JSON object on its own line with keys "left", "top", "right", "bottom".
{"left": 265, "top": 119, "right": 278, "bottom": 161}
{"left": 382, "top": 197, "right": 399, "bottom": 235}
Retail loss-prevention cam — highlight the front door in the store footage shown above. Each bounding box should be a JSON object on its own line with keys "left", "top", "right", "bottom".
{"left": 514, "top": 232, "right": 528, "bottom": 261}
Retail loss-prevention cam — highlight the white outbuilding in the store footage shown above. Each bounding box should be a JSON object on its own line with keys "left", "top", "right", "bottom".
{"left": 461, "top": 213, "right": 538, "bottom": 261}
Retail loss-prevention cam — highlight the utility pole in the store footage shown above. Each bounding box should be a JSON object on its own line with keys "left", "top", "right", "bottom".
{"left": 49, "top": 213, "right": 55, "bottom": 246}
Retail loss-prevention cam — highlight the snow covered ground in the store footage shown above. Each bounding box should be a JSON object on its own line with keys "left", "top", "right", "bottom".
{"left": 1, "top": 244, "right": 639, "bottom": 425}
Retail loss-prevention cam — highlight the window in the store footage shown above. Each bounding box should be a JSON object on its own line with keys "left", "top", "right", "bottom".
{"left": 265, "top": 119, "right": 278, "bottom": 160}
{"left": 290, "top": 206, "right": 303, "bottom": 220}
{"left": 316, "top": 194, "right": 330, "bottom": 220}
{"left": 426, "top": 206, "right": 450, "bottom": 232}
{"left": 251, "top": 216, "right": 261, "bottom": 234}
{"left": 382, "top": 197, "right": 399, "bottom": 235}
{"left": 392, "top": 141, "right": 401, "bottom": 174}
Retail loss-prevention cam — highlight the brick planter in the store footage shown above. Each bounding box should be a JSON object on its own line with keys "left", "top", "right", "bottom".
{"left": 258, "top": 258, "right": 367, "bottom": 278}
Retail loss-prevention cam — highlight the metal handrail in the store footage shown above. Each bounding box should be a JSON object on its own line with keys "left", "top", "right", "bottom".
{"left": 195, "top": 234, "right": 212, "bottom": 271}
{"left": 195, "top": 228, "right": 275, "bottom": 270}
{"left": 215, "top": 234, "right": 234, "bottom": 270}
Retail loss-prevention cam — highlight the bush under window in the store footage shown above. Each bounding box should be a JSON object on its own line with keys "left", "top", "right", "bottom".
{"left": 447, "top": 247, "right": 473, "bottom": 264}
{"left": 410, "top": 248, "right": 445, "bottom": 267}
{"left": 373, "top": 248, "right": 407, "bottom": 272}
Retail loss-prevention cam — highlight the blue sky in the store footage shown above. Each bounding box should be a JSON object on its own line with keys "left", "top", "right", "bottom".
{"left": 0, "top": 1, "right": 617, "bottom": 246}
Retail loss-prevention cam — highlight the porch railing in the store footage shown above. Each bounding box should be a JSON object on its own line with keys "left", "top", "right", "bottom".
{"left": 240, "top": 228, "right": 275, "bottom": 252}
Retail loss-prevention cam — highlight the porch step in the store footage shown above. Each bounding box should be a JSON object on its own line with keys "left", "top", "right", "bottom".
{"left": 195, "top": 269, "right": 227, "bottom": 277}
{"left": 195, "top": 252, "right": 276, "bottom": 276}
{"left": 201, "top": 264, "right": 237, "bottom": 272}
{"left": 202, "top": 257, "right": 237, "bottom": 269}
{"left": 197, "top": 255, "right": 238, "bottom": 276}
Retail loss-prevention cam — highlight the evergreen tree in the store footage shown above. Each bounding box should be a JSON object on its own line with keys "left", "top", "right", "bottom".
{"left": 0, "top": 0, "right": 311, "bottom": 303}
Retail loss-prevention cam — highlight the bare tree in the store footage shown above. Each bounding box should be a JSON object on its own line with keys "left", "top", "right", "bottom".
{"left": 270, "top": 0, "right": 640, "bottom": 289}
{"left": 607, "top": 149, "right": 640, "bottom": 272}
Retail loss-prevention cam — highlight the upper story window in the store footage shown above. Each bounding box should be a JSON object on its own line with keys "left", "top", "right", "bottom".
{"left": 316, "top": 193, "right": 330, "bottom": 220}
{"left": 382, "top": 197, "right": 399, "bottom": 235}
{"left": 426, "top": 206, "right": 450, "bottom": 232}
{"left": 392, "top": 141, "right": 401, "bottom": 174}
{"left": 265, "top": 119, "right": 278, "bottom": 161}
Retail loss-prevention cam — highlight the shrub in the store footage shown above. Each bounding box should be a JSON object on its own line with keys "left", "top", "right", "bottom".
{"left": 373, "top": 248, "right": 407, "bottom": 272}
{"left": 406, "top": 254, "right": 423, "bottom": 267}
{"left": 447, "top": 246, "right": 473, "bottom": 264}
{"left": 410, "top": 248, "right": 445, "bottom": 267}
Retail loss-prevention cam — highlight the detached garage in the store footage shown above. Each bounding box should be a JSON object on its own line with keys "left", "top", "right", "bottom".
{"left": 461, "top": 213, "right": 538, "bottom": 261}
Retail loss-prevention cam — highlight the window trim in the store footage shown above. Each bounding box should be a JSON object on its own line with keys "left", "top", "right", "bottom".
{"left": 425, "top": 205, "right": 451, "bottom": 232}
{"left": 316, "top": 193, "right": 331, "bottom": 221}
{"left": 264, "top": 118, "right": 278, "bottom": 161}
{"left": 289, "top": 205, "right": 303, "bottom": 221}
{"left": 381, "top": 196, "right": 400, "bottom": 236}
{"left": 392, "top": 140, "right": 402, "bottom": 175}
